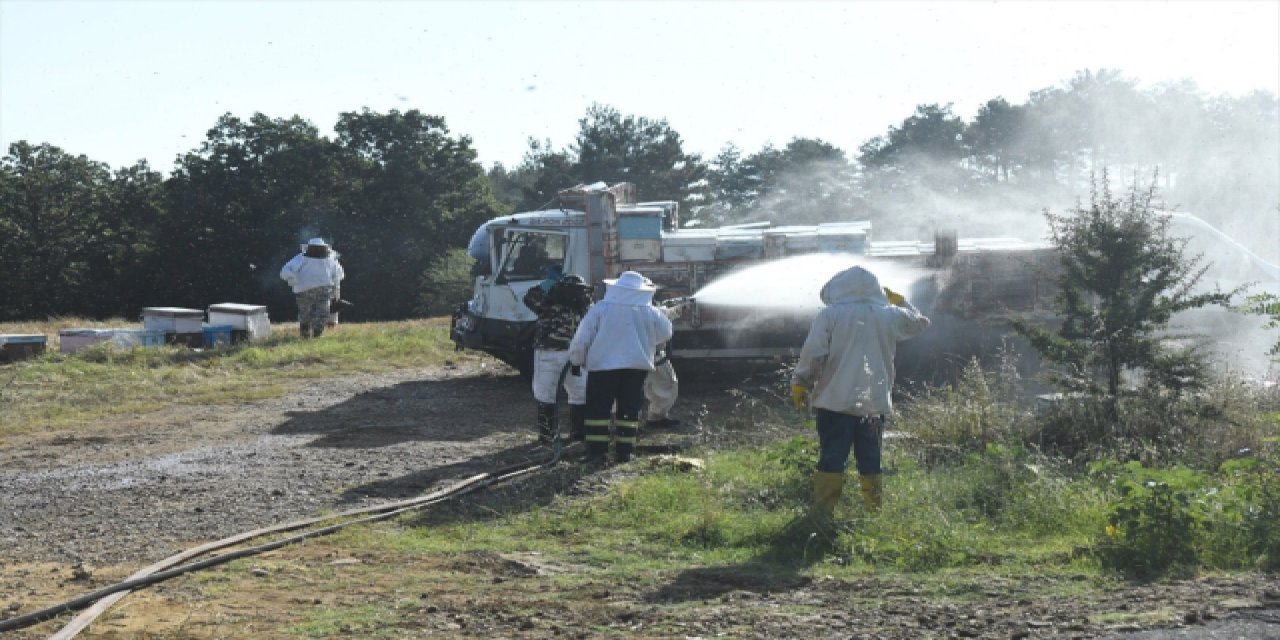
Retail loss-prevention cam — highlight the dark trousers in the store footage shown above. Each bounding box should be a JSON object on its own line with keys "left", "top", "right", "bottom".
{"left": 815, "top": 409, "right": 885, "bottom": 475}
{"left": 583, "top": 368, "right": 648, "bottom": 461}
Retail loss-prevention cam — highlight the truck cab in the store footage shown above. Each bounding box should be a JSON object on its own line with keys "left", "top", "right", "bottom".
{"left": 452, "top": 208, "right": 589, "bottom": 376}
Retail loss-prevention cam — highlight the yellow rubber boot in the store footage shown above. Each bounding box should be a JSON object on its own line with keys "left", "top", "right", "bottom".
{"left": 813, "top": 471, "right": 845, "bottom": 517}
{"left": 859, "top": 474, "right": 883, "bottom": 511}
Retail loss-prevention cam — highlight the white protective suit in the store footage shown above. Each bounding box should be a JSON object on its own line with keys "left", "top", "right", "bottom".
{"left": 280, "top": 251, "right": 344, "bottom": 294}
{"left": 569, "top": 281, "right": 673, "bottom": 372}
{"left": 644, "top": 304, "right": 682, "bottom": 420}
{"left": 791, "top": 266, "right": 930, "bottom": 417}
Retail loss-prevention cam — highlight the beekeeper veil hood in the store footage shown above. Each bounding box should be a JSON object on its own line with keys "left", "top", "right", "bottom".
{"left": 819, "top": 265, "right": 890, "bottom": 306}
{"left": 602, "top": 270, "right": 656, "bottom": 306}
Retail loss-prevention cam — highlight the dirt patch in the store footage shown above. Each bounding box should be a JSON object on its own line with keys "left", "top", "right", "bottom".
{"left": 2, "top": 359, "right": 1277, "bottom": 639}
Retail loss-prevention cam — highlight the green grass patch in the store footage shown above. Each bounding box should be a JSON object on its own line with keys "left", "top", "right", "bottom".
{"left": 340, "top": 439, "right": 1111, "bottom": 579}
{"left": 312, "top": 426, "right": 1275, "bottom": 606}
{"left": 0, "top": 318, "right": 482, "bottom": 438}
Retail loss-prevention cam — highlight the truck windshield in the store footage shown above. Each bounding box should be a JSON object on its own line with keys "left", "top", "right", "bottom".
{"left": 499, "top": 231, "right": 567, "bottom": 281}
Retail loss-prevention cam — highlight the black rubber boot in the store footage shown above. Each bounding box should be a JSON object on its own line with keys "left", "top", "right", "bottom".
{"left": 299, "top": 322, "right": 311, "bottom": 338}
{"left": 583, "top": 441, "right": 609, "bottom": 465}
{"left": 536, "top": 402, "right": 558, "bottom": 445}
{"left": 615, "top": 442, "right": 634, "bottom": 464}
{"left": 569, "top": 404, "right": 586, "bottom": 442}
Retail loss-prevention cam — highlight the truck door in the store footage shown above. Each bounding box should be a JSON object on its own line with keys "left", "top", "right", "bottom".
{"left": 500, "top": 230, "right": 568, "bottom": 284}
{"left": 487, "top": 229, "right": 571, "bottom": 324}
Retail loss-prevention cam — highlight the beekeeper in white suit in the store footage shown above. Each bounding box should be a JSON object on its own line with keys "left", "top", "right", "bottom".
{"left": 280, "top": 238, "right": 345, "bottom": 338}
{"left": 644, "top": 288, "right": 688, "bottom": 429}
{"left": 790, "top": 265, "right": 929, "bottom": 516}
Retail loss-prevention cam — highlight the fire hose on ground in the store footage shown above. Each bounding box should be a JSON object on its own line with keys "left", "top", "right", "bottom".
{"left": 1, "top": 434, "right": 572, "bottom": 636}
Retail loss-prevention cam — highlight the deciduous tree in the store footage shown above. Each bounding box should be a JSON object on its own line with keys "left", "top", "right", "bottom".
{"left": 334, "top": 108, "right": 501, "bottom": 319}
{"left": 0, "top": 142, "right": 112, "bottom": 320}
{"left": 572, "top": 104, "right": 708, "bottom": 215}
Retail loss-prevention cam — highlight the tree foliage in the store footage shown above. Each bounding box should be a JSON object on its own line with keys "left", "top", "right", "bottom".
{"left": 333, "top": 109, "right": 500, "bottom": 318}
{"left": 0, "top": 143, "right": 114, "bottom": 320}
{"left": 1013, "top": 174, "right": 1236, "bottom": 410}
{"left": 489, "top": 105, "right": 710, "bottom": 220}
{"left": 1238, "top": 292, "right": 1280, "bottom": 357}
{"left": 859, "top": 103, "right": 968, "bottom": 195}
{"left": 159, "top": 113, "right": 343, "bottom": 313}
{"left": 573, "top": 104, "right": 709, "bottom": 216}
{"left": 1, "top": 110, "right": 498, "bottom": 323}
{"left": 700, "top": 138, "right": 860, "bottom": 225}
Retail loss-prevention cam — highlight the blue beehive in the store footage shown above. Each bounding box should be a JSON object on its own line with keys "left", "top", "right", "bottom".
{"left": 618, "top": 213, "right": 663, "bottom": 240}
{"left": 202, "top": 325, "right": 234, "bottom": 347}
{"left": 0, "top": 334, "right": 46, "bottom": 363}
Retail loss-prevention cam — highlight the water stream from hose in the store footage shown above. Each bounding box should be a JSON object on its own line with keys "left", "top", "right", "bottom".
{"left": 692, "top": 253, "right": 934, "bottom": 309}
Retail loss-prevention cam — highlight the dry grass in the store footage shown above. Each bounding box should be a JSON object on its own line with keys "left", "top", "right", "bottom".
{"left": 0, "top": 318, "right": 477, "bottom": 439}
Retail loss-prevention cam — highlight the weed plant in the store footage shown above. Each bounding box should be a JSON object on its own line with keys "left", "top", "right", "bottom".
{"left": 1034, "top": 371, "right": 1278, "bottom": 468}
{"left": 898, "top": 357, "right": 1032, "bottom": 465}
{"left": 1093, "top": 448, "right": 1280, "bottom": 578}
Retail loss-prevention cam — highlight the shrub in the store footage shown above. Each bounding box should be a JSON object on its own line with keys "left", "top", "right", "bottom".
{"left": 1201, "top": 456, "right": 1280, "bottom": 571}
{"left": 1033, "top": 373, "right": 1276, "bottom": 467}
{"left": 1095, "top": 462, "right": 1207, "bottom": 579}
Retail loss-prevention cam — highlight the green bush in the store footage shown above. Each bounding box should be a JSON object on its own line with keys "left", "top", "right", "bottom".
{"left": 1201, "top": 456, "right": 1280, "bottom": 571}
{"left": 1095, "top": 462, "right": 1207, "bottom": 579}
{"left": 950, "top": 444, "right": 1040, "bottom": 521}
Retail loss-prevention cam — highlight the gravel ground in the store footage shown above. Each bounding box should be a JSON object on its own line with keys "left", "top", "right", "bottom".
{"left": 0, "top": 360, "right": 535, "bottom": 567}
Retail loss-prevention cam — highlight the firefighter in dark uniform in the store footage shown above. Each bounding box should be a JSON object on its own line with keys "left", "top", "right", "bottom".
{"left": 523, "top": 271, "right": 594, "bottom": 444}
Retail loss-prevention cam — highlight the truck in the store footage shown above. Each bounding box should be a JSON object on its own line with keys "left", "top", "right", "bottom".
{"left": 449, "top": 182, "right": 1058, "bottom": 379}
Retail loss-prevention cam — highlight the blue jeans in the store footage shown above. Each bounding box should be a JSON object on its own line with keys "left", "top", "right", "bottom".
{"left": 815, "top": 409, "right": 884, "bottom": 475}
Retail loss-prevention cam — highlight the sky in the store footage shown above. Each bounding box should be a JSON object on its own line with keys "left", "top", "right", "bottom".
{"left": 1, "top": 0, "right": 1278, "bottom": 175}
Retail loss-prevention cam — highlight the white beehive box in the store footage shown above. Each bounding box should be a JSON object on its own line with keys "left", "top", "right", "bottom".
{"left": 619, "top": 238, "right": 662, "bottom": 262}
{"left": 207, "top": 303, "right": 272, "bottom": 340}
{"left": 142, "top": 307, "right": 204, "bottom": 333}
{"left": 816, "top": 221, "right": 870, "bottom": 254}
{"left": 662, "top": 231, "right": 717, "bottom": 262}
{"left": 715, "top": 230, "right": 765, "bottom": 260}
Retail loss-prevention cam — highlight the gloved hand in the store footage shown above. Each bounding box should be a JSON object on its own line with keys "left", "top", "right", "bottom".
{"left": 570, "top": 365, "right": 582, "bottom": 377}
{"left": 883, "top": 286, "right": 906, "bottom": 307}
{"left": 790, "top": 384, "right": 810, "bottom": 411}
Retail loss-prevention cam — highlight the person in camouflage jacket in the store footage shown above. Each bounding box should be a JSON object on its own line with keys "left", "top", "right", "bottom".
{"left": 523, "top": 272, "right": 593, "bottom": 445}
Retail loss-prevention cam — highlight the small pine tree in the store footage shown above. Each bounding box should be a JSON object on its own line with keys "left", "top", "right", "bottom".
{"left": 1014, "top": 173, "right": 1236, "bottom": 420}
